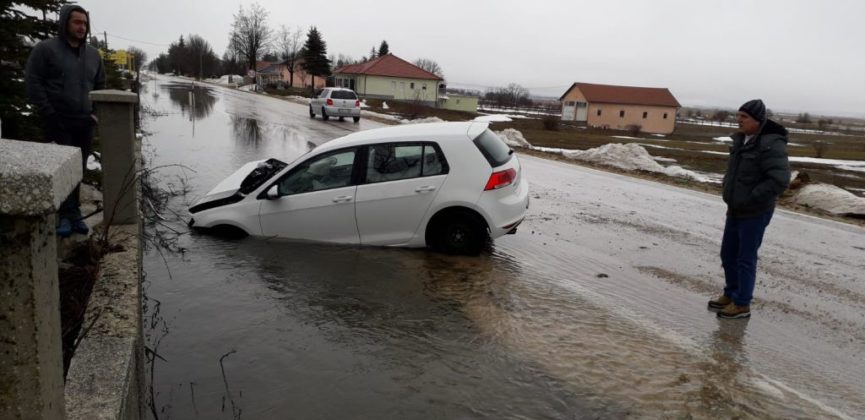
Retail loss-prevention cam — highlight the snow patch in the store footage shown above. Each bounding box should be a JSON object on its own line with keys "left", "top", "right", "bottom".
{"left": 402, "top": 117, "right": 444, "bottom": 124}
{"left": 86, "top": 154, "right": 101, "bottom": 171}
{"left": 360, "top": 99, "right": 371, "bottom": 108}
{"left": 793, "top": 184, "right": 865, "bottom": 216}
{"left": 612, "top": 135, "right": 642, "bottom": 140}
{"left": 713, "top": 136, "right": 733, "bottom": 142}
{"left": 496, "top": 129, "right": 532, "bottom": 148}
{"left": 474, "top": 114, "right": 513, "bottom": 122}
{"left": 535, "top": 143, "right": 713, "bottom": 183}
{"left": 382, "top": 102, "right": 389, "bottom": 110}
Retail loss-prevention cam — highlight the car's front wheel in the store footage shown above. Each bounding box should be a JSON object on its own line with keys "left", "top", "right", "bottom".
{"left": 321, "top": 107, "right": 329, "bottom": 121}
{"left": 428, "top": 212, "right": 486, "bottom": 255}
{"left": 309, "top": 105, "right": 315, "bottom": 118}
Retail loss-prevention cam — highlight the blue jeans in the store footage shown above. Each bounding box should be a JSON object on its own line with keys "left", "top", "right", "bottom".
{"left": 720, "top": 210, "right": 774, "bottom": 306}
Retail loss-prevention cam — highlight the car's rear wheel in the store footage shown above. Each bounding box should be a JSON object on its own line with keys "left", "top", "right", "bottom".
{"left": 353, "top": 116, "right": 361, "bottom": 123}
{"left": 338, "top": 116, "right": 344, "bottom": 122}
{"left": 321, "top": 107, "right": 329, "bottom": 121}
{"left": 428, "top": 212, "right": 486, "bottom": 255}
{"left": 309, "top": 105, "right": 315, "bottom": 118}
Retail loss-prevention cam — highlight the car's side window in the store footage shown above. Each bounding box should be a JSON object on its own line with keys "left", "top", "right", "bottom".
{"left": 318, "top": 89, "right": 329, "bottom": 99}
{"left": 277, "top": 150, "right": 356, "bottom": 195}
{"left": 421, "top": 145, "right": 445, "bottom": 176}
{"left": 366, "top": 144, "right": 422, "bottom": 183}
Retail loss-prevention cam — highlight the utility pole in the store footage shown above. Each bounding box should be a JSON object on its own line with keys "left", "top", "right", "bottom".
{"left": 103, "top": 31, "right": 108, "bottom": 48}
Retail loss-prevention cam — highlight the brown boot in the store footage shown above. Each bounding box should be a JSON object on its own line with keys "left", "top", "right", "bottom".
{"left": 707, "top": 295, "right": 732, "bottom": 311}
{"left": 717, "top": 303, "right": 751, "bottom": 319}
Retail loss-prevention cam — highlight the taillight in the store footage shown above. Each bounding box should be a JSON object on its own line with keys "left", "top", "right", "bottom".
{"left": 484, "top": 168, "right": 517, "bottom": 190}
{"left": 326, "top": 98, "right": 334, "bottom": 106}
{"left": 355, "top": 100, "right": 360, "bottom": 107}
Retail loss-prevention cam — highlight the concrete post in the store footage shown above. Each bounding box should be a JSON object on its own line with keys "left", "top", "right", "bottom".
{"left": 1, "top": 139, "right": 83, "bottom": 420}
{"left": 90, "top": 90, "right": 139, "bottom": 225}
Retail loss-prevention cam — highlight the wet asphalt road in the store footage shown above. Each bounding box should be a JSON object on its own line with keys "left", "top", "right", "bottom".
{"left": 141, "top": 75, "right": 865, "bottom": 419}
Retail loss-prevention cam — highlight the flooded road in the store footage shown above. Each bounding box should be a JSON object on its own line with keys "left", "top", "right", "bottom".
{"left": 141, "top": 75, "right": 865, "bottom": 419}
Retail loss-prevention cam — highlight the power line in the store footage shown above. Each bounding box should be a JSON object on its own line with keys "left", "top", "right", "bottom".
{"left": 103, "top": 32, "right": 170, "bottom": 47}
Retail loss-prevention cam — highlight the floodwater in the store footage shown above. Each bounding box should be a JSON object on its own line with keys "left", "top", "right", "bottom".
{"left": 141, "top": 75, "right": 865, "bottom": 419}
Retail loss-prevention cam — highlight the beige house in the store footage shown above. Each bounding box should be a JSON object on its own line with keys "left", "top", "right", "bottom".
{"left": 439, "top": 94, "right": 478, "bottom": 113}
{"left": 332, "top": 54, "right": 444, "bottom": 105}
{"left": 559, "top": 82, "right": 681, "bottom": 134}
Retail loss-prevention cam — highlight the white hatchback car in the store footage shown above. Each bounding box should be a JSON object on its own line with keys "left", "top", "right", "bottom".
{"left": 309, "top": 87, "right": 361, "bottom": 122}
{"left": 189, "top": 122, "right": 529, "bottom": 254}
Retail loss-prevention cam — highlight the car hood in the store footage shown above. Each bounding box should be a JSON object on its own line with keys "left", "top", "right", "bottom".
{"left": 189, "top": 158, "right": 287, "bottom": 214}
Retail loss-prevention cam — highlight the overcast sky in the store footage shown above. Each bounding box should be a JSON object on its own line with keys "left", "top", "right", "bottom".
{"left": 78, "top": 0, "right": 864, "bottom": 117}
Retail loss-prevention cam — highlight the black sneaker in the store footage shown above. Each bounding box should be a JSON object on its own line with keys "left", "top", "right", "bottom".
{"left": 708, "top": 295, "right": 732, "bottom": 311}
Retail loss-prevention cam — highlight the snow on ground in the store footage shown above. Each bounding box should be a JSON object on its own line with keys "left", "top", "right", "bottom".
{"left": 474, "top": 115, "right": 513, "bottom": 122}
{"left": 788, "top": 156, "right": 865, "bottom": 170}
{"left": 401, "top": 117, "right": 445, "bottom": 124}
{"left": 382, "top": 102, "right": 389, "bottom": 110}
{"left": 793, "top": 183, "right": 865, "bottom": 216}
{"left": 612, "top": 135, "right": 642, "bottom": 140}
{"left": 86, "top": 154, "right": 101, "bottom": 171}
{"left": 714, "top": 136, "right": 733, "bottom": 142}
{"left": 207, "top": 75, "right": 244, "bottom": 86}
{"left": 360, "top": 99, "right": 371, "bottom": 108}
{"left": 496, "top": 129, "right": 532, "bottom": 148}
{"left": 534, "top": 143, "right": 714, "bottom": 183}
{"left": 682, "top": 119, "right": 845, "bottom": 136}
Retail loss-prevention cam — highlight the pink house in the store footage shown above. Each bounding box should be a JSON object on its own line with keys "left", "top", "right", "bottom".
{"left": 559, "top": 82, "right": 681, "bottom": 134}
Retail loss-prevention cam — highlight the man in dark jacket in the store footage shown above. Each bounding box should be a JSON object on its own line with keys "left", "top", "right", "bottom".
{"left": 26, "top": 4, "right": 105, "bottom": 237}
{"left": 709, "top": 99, "right": 790, "bottom": 319}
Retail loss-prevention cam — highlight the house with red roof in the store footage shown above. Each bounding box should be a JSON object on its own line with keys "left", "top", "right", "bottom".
{"left": 333, "top": 54, "right": 444, "bottom": 105}
{"left": 560, "top": 82, "right": 681, "bottom": 134}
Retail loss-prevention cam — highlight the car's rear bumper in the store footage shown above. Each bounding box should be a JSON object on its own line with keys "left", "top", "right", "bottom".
{"left": 325, "top": 106, "right": 361, "bottom": 117}
{"left": 478, "top": 176, "right": 530, "bottom": 239}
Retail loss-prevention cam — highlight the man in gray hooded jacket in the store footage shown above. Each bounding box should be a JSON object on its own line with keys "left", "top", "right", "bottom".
{"left": 709, "top": 99, "right": 790, "bottom": 319}
{"left": 26, "top": 4, "right": 105, "bottom": 237}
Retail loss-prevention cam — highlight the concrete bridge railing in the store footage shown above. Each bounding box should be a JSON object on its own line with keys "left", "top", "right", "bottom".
{"left": 0, "top": 90, "right": 143, "bottom": 420}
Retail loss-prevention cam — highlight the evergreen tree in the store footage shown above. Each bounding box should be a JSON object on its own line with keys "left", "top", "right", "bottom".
{"left": 301, "top": 26, "right": 331, "bottom": 92}
{"left": 369, "top": 45, "right": 377, "bottom": 60}
{"left": 1, "top": 0, "right": 68, "bottom": 140}
{"left": 378, "top": 40, "right": 389, "bottom": 56}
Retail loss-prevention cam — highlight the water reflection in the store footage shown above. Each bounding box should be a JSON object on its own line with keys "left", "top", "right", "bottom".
{"left": 230, "top": 115, "right": 263, "bottom": 147}
{"left": 163, "top": 82, "right": 216, "bottom": 121}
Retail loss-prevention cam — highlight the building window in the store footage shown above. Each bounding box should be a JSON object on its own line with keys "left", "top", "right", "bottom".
{"left": 663, "top": 113, "right": 668, "bottom": 119}
{"left": 619, "top": 110, "right": 625, "bottom": 118}
{"left": 643, "top": 111, "right": 648, "bottom": 119}
{"left": 410, "top": 82, "right": 415, "bottom": 89}
{"left": 422, "top": 84, "right": 427, "bottom": 90}
{"left": 597, "top": 109, "right": 602, "bottom": 116}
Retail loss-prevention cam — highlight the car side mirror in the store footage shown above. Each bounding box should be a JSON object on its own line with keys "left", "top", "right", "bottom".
{"left": 266, "top": 185, "right": 280, "bottom": 200}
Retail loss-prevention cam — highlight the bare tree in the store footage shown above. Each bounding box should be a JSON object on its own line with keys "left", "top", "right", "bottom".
{"left": 413, "top": 58, "right": 444, "bottom": 77}
{"left": 126, "top": 46, "right": 148, "bottom": 72}
{"left": 228, "top": 3, "right": 272, "bottom": 72}
{"left": 186, "top": 35, "right": 219, "bottom": 79}
{"left": 714, "top": 110, "right": 730, "bottom": 123}
{"left": 276, "top": 25, "right": 303, "bottom": 86}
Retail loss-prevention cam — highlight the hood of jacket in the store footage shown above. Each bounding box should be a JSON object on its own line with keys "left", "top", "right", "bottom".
{"left": 58, "top": 4, "right": 91, "bottom": 44}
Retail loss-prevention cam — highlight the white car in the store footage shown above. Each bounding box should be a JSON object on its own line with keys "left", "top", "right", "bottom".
{"left": 189, "top": 122, "right": 529, "bottom": 254}
{"left": 309, "top": 87, "right": 361, "bottom": 122}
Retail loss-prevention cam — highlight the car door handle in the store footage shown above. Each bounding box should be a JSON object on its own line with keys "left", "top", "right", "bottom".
{"left": 415, "top": 186, "right": 437, "bottom": 193}
{"left": 332, "top": 195, "right": 353, "bottom": 203}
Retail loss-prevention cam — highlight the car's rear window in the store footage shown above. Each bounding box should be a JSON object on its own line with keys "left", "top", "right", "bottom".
{"left": 331, "top": 90, "right": 357, "bottom": 100}
{"left": 472, "top": 129, "right": 512, "bottom": 167}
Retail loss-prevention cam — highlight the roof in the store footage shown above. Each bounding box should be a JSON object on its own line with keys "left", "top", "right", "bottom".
{"left": 255, "top": 61, "right": 273, "bottom": 71}
{"left": 315, "top": 122, "right": 487, "bottom": 154}
{"left": 258, "top": 64, "right": 281, "bottom": 74}
{"left": 560, "top": 82, "right": 680, "bottom": 108}
{"left": 334, "top": 54, "right": 443, "bottom": 81}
